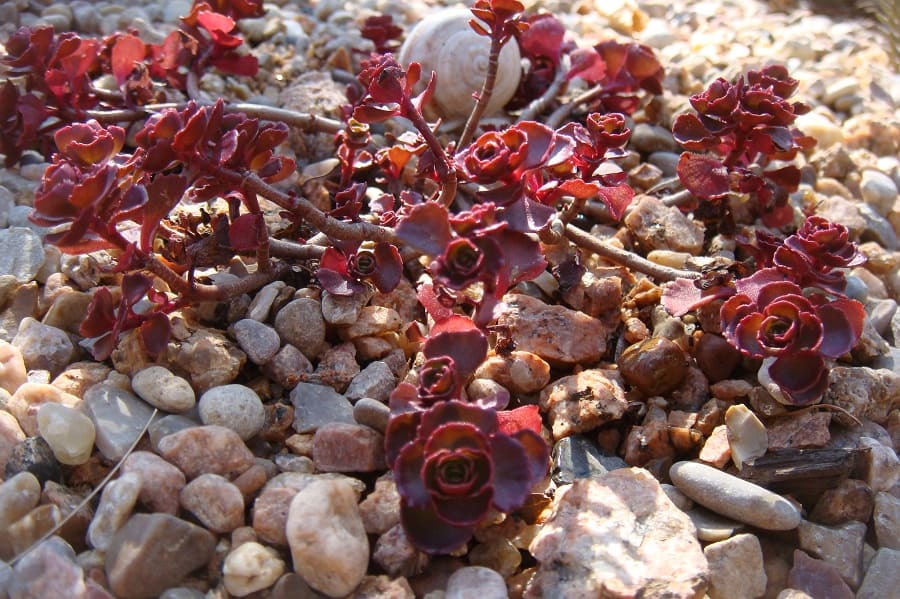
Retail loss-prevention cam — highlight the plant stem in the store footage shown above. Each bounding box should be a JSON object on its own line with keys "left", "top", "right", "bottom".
{"left": 458, "top": 35, "right": 503, "bottom": 149}
{"left": 398, "top": 96, "right": 457, "bottom": 207}
{"left": 145, "top": 257, "right": 291, "bottom": 301}
{"left": 516, "top": 58, "right": 569, "bottom": 123}
{"left": 660, "top": 189, "right": 694, "bottom": 207}
{"left": 268, "top": 238, "right": 326, "bottom": 260}
{"left": 565, "top": 224, "right": 700, "bottom": 282}
{"left": 87, "top": 103, "right": 344, "bottom": 134}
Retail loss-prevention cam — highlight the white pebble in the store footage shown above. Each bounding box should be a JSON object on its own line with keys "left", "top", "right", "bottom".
{"left": 198, "top": 385, "right": 266, "bottom": 441}
{"left": 223, "top": 541, "right": 285, "bottom": 597}
{"left": 37, "top": 403, "right": 95, "bottom": 465}
{"left": 131, "top": 366, "right": 196, "bottom": 413}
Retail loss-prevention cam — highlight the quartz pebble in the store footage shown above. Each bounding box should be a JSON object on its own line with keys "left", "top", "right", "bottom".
{"left": 223, "top": 541, "right": 286, "bottom": 597}
{"left": 704, "top": 533, "right": 767, "bottom": 599}
{"left": 0, "top": 409, "right": 25, "bottom": 467}
{"left": 0, "top": 339, "right": 26, "bottom": 394}
{"left": 313, "top": 423, "right": 385, "bottom": 472}
{"left": 7, "top": 536, "right": 87, "bottom": 599}
{"left": 37, "top": 402, "right": 95, "bottom": 465}
{"left": 344, "top": 361, "right": 395, "bottom": 403}
{"left": 157, "top": 425, "right": 255, "bottom": 479}
{"left": 83, "top": 384, "right": 157, "bottom": 461}
{"left": 539, "top": 369, "right": 627, "bottom": 439}
{"left": 372, "top": 523, "right": 428, "bottom": 578}
{"left": 286, "top": 479, "right": 369, "bottom": 597}
{"left": 131, "top": 366, "right": 196, "bottom": 413}
{"left": 12, "top": 317, "right": 75, "bottom": 377}
{"left": 669, "top": 461, "right": 801, "bottom": 530}
{"left": 105, "top": 513, "right": 216, "bottom": 599}
{"left": 0, "top": 472, "right": 41, "bottom": 560}
{"left": 88, "top": 471, "right": 142, "bottom": 551}
{"left": 725, "top": 404, "right": 767, "bottom": 470}
{"left": 262, "top": 343, "right": 313, "bottom": 389}
{"left": 8, "top": 381, "right": 80, "bottom": 436}
{"left": 445, "top": 566, "right": 508, "bottom": 599}
{"left": 359, "top": 473, "right": 401, "bottom": 535}
{"left": 120, "top": 451, "right": 186, "bottom": 514}
{"left": 198, "top": 384, "right": 265, "bottom": 440}
{"left": 0, "top": 227, "right": 45, "bottom": 283}
{"left": 180, "top": 473, "right": 245, "bottom": 533}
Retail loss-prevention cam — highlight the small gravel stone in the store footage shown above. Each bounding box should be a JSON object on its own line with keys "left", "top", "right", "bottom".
{"left": 321, "top": 290, "right": 370, "bottom": 325}
{"left": 5, "top": 436, "right": 61, "bottom": 485}
{"left": 286, "top": 479, "right": 369, "bottom": 597}
{"left": 786, "top": 549, "right": 854, "bottom": 599}
{"left": 7, "top": 536, "right": 87, "bottom": 599}
{"left": 0, "top": 409, "right": 25, "bottom": 467}
{"left": 669, "top": 461, "right": 801, "bottom": 530}
{"left": 87, "top": 471, "right": 142, "bottom": 551}
{"left": 198, "top": 384, "right": 266, "bottom": 440}
{"left": 0, "top": 227, "right": 45, "bottom": 283}
{"left": 180, "top": 473, "right": 245, "bottom": 533}
{"left": 372, "top": 524, "right": 428, "bottom": 578}
{"left": 858, "top": 437, "right": 900, "bottom": 493}
{"left": 0, "top": 472, "right": 41, "bottom": 560}
{"left": 105, "top": 513, "right": 216, "bottom": 599}
{"left": 313, "top": 423, "right": 385, "bottom": 472}
{"left": 131, "top": 366, "right": 196, "bottom": 413}
{"left": 797, "top": 519, "right": 866, "bottom": 587}
{"left": 625, "top": 195, "right": 705, "bottom": 254}
{"left": 170, "top": 328, "right": 246, "bottom": 393}
{"left": 539, "top": 369, "right": 627, "bottom": 440}
{"left": 499, "top": 293, "right": 613, "bottom": 365}
{"left": 246, "top": 280, "right": 285, "bottom": 322}
{"left": 794, "top": 112, "right": 844, "bottom": 148}
{"left": 0, "top": 339, "right": 27, "bottom": 394}
{"left": 12, "top": 317, "right": 75, "bottom": 377}
{"left": 274, "top": 298, "right": 327, "bottom": 359}
{"left": 290, "top": 381, "right": 355, "bottom": 433}
{"left": 809, "top": 478, "right": 874, "bottom": 525}
{"left": 704, "top": 533, "right": 767, "bottom": 599}
{"left": 618, "top": 336, "right": 689, "bottom": 396}
{"left": 338, "top": 306, "right": 402, "bottom": 340}
{"left": 468, "top": 538, "right": 522, "bottom": 578}
{"left": 8, "top": 382, "right": 80, "bottom": 437}
{"left": 147, "top": 414, "right": 197, "bottom": 452}
{"left": 359, "top": 473, "right": 400, "bottom": 535}
{"left": 630, "top": 122, "right": 678, "bottom": 153}
{"left": 445, "top": 566, "right": 507, "bottom": 599}
{"left": 551, "top": 434, "right": 627, "bottom": 485}
{"left": 51, "top": 361, "right": 111, "bottom": 398}
{"left": 345, "top": 361, "right": 396, "bottom": 403}
{"left": 873, "top": 492, "right": 900, "bottom": 549}
{"left": 36, "top": 402, "right": 95, "bottom": 465}
{"left": 83, "top": 384, "right": 157, "bottom": 461}
{"left": 860, "top": 170, "right": 898, "bottom": 216}
{"left": 231, "top": 318, "right": 281, "bottom": 365}
{"left": 353, "top": 397, "right": 390, "bottom": 433}
{"left": 120, "top": 451, "right": 186, "bottom": 515}
{"left": 223, "top": 541, "right": 286, "bottom": 597}
{"left": 857, "top": 548, "right": 900, "bottom": 599}
{"left": 263, "top": 343, "right": 314, "bottom": 389}
{"left": 474, "top": 351, "right": 551, "bottom": 395}
{"left": 157, "top": 425, "right": 255, "bottom": 479}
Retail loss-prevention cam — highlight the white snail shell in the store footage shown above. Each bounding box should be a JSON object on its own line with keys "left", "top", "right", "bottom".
{"left": 398, "top": 8, "right": 522, "bottom": 122}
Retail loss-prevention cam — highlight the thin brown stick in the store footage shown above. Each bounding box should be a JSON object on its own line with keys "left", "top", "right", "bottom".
{"left": 458, "top": 35, "right": 503, "bottom": 149}
{"left": 565, "top": 223, "right": 700, "bottom": 282}
{"left": 145, "top": 258, "right": 291, "bottom": 301}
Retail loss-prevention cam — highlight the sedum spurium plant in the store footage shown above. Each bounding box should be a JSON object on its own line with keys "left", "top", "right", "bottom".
{"left": 1, "top": 0, "right": 866, "bottom": 553}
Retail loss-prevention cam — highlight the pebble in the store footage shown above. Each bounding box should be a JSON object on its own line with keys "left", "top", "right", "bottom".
{"left": 856, "top": 548, "right": 900, "bottom": 599}
{"left": 617, "top": 336, "right": 689, "bottom": 396}
{"left": 725, "top": 404, "right": 767, "bottom": 470}
{"left": 0, "top": 339, "right": 26, "bottom": 394}
{"left": 786, "top": 549, "right": 854, "bottom": 599}
{"left": 669, "top": 461, "right": 801, "bottom": 530}
{"left": 498, "top": 293, "right": 613, "bottom": 365}
{"left": 231, "top": 318, "right": 281, "bottom": 365}
{"left": 629, "top": 123, "right": 678, "bottom": 153}
{"left": 794, "top": 111, "right": 844, "bottom": 149}
{"left": 321, "top": 290, "right": 370, "bottom": 325}
{"left": 263, "top": 344, "right": 314, "bottom": 389}
{"left": 51, "top": 361, "right": 111, "bottom": 398}
{"left": 198, "top": 384, "right": 266, "bottom": 440}
{"left": 170, "top": 328, "right": 246, "bottom": 393}
{"left": 445, "top": 566, "right": 508, "bottom": 599}
{"left": 685, "top": 506, "right": 743, "bottom": 542}
{"left": 704, "top": 533, "right": 767, "bottom": 599}
{"left": 157, "top": 425, "right": 256, "bottom": 479}
{"left": 105, "top": 513, "right": 216, "bottom": 599}
{"left": 180, "top": 473, "right": 245, "bottom": 533}
{"left": 0, "top": 409, "right": 25, "bottom": 467}
{"left": 809, "top": 478, "right": 874, "bottom": 525}
{"left": 474, "top": 351, "right": 551, "bottom": 395}
{"left": 766, "top": 411, "right": 831, "bottom": 450}
{"left": 797, "top": 519, "right": 866, "bottom": 587}
{"left": 131, "top": 366, "right": 196, "bottom": 413}
{"left": 7, "top": 382, "right": 80, "bottom": 436}
{"left": 873, "top": 492, "right": 899, "bottom": 549}
{"left": 359, "top": 473, "right": 401, "bottom": 535}
{"left": 0, "top": 227, "right": 45, "bottom": 283}
{"left": 858, "top": 437, "right": 900, "bottom": 493}
{"left": 5, "top": 436, "right": 61, "bottom": 485}
{"left": 147, "top": 414, "right": 197, "bottom": 452}
{"left": 120, "top": 451, "right": 186, "bottom": 514}
{"left": 87, "top": 471, "right": 142, "bottom": 551}
{"left": 274, "top": 298, "right": 327, "bottom": 359}
{"left": 372, "top": 524, "right": 428, "bottom": 578}
{"left": 538, "top": 369, "right": 627, "bottom": 439}
{"left": 529, "top": 470, "right": 708, "bottom": 598}
{"left": 551, "top": 434, "right": 627, "bottom": 485}
{"left": 352, "top": 397, "right": 390, "bottom": 433}
{"left": 274, "top": 453, "right": 314, "bottom": 473}
{"left": 290, "top": 381, "right": 355, "bottom": 433}
{"left": 860, "top": 170, "right": 898, "bottom": 217}
{"left": 824, "top": 366, "right": 899, "bottom": 426}
{"left": 12, "top": 317, "right": 75, "bottom": 377}
{"left": 83, "top": 384, "right": 157, "bottom": 461}
{"left": 0, "top": 472, "right": 41, "bottom": 559}
{"left": 624, "top": 196, "right": 705, "bottom": 255}
{"left": 286, "top": 479, "right": 369, "bottom": 597}
{"left": 7, "top": 536, "right": 87, "bottom": 599}
{"left": 339, "top": 306, "right": 402, "bottom": 339}
{"left": 313, "top": 423, "right": 385, "bottom": 472}
{"left": 344, "top": 361, "right": 396, "bottom": 403}
{"left": 468, "top": 538, "right": 522, "bottom": 578}
{"left": 310, "top": 341, "right": 359, "bottom": 392}
{"left": 36, "top": 402, "right": 95, "bottom": 465}
{"left": 223, "top": 541, "right": 286, "bottom": 597}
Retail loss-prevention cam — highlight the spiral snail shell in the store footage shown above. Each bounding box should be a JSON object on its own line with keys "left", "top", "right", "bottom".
{"left": 398, "top": 8, "right": 522, "bottom": 122}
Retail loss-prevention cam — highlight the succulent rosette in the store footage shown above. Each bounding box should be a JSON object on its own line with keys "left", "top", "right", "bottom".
{"left": 386, "top": 400, "right": 548, "bottom": 553}
{"left": 721, "top": 270, "right": 865, "bottom": 405}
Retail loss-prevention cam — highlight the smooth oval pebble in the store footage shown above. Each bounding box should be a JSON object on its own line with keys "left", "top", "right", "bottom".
{"left": 669, "top": 461, "right": 801, "bottom": 530}
{"left": 198, "top": 384, "right": 266, "bottom": 441}
{"left": 36, "top": 402, "right": 95, "bottom": 465}
{"left": 132, "top": 367, "right": 196, "bottom": 413}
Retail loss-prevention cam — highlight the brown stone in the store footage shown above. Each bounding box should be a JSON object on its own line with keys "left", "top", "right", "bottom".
{"left": 105, "top": 513, "right": 216, "bottom": 599}
{"left": 473, "top": 351, "right": 551, "bottom": 395}
{"left": 809, "top": 478, "right": 874, "bottom": 525}
{"left": 767, "top": 412, "right": 832, "bottom": 450}
{"left": 156, "top": 425, "right": 255, "bottom": 479}
{"left": 498, "top": 293, "right": 613, "bottom": 365}
{"left": 786, "top": 550, "right": 854, "bottom": 599}
{"left": 180, "top": 473, "right": 245, "bottom": 533}
{"left": 539, "top": 369, "right": 627, "bottom": 440}
{"left": 618, "top": 337, "right": 689, "bottom": 396}
{"left": 313, "top": 423, "right": 386, "bottom": 472}
{"left": 120, "top": 451, "right": 185, "bottom": 515}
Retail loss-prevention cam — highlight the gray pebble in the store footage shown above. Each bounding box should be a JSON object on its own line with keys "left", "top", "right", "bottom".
{"left": 551, "top": 435, "right": 627, "bottom": 485}
{"left": 352, "top": 398, "right": 390, "bottom": 433}
{"left": 83, "top": 384, "right": 158, "bottom": 461}
{"left": 231, "top": 319, "right": 281, "bottom": 365}
{"left": 669, "top": 461, "right": 801, "bottom": 530}
{"left": 290, "top": 382, "right": 355, "bottom": 433}
{"left": 860, "top": 170, "right": 898, "bottom": 217}
{"left": 0, "top": 228, "right": 45, "bottom": 283}
{"left": 198, "top": 384, "right": 266, "bottom": 441}
{"left": 274, "top": 298, "right": 326, "bottom": 359}
{"left": 446, "top": 566, "right": 508, "bottom": 599}
{"left": 344, "top": 361, "right": 396, "bottom": 403}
